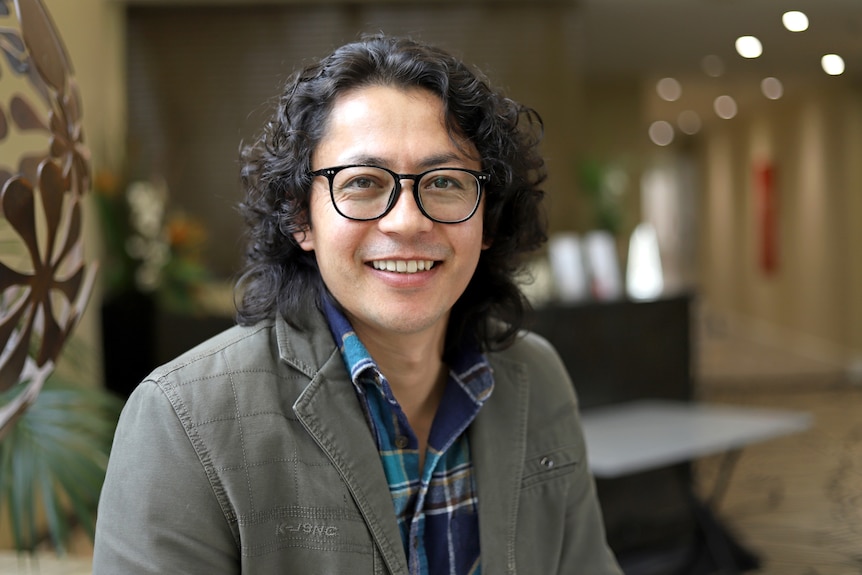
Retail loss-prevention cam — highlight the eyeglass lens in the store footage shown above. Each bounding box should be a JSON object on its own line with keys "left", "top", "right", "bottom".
{"left": 330, "top": 166, "right": 480, "bottom": 223}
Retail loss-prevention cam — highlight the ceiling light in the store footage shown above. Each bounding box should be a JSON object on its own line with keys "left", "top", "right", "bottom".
{"left": 821, "top": 54, "right": 845, "bottom": 75}
{"left": 735, "top": 36, "right": 763, "bottom": 59}
{"left": 701, "top": 55, "right": 725, "bottom": 77}
{"left": 782, "top": 11, "right": 809, "bottom": 32}
{"left": 648, "top": 121, "right": 674, "bottom": 146}
{"left": 656, "top": 77, "right": 682, "bottom": 101}
{"left": 761, "top": 77, "right": 783, "bottom": 100}
{"left": 678, "top": 111, "right": 702, "bottom": 135}
{"left": 714, "top": 95, "right": 737, "bottom": 119}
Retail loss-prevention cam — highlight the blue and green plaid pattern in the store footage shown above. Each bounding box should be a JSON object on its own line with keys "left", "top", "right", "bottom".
{"left": 322, "top": 296, "right": 493, "bottom": 575}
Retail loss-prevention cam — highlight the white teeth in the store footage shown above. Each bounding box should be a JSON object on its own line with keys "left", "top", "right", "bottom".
{"left": 372, "top": 260, "right": 435, "bottom": 273}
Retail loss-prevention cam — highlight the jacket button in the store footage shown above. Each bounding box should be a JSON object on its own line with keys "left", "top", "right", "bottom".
{"left": 395, "top": 435, "right": 409, "bottom": 449}
{"left": 540, "top": 456, "right": 555, "bottom": 469}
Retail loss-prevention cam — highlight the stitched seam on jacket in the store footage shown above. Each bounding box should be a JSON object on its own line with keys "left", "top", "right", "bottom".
{"left": 294, "top": 350, "right": 409, "bottom": 575}
{"left": 224, "top": 348, "right": 257, "bottom": 515}
{"left": 158, "top": 377, "right": 241, "bottom": 545}
{"left": 154, "top": 322, "right": 274, "bottom": 377}
{"left": 520, "top": 461, "right": 578, "bottom": 489}
{"left": 168, "top": 369, "right": 301, "bottom": 388}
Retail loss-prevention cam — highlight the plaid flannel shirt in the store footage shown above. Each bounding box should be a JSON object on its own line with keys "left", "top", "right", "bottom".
{"left": 322, "top": 297, "right": 494, "bottom": 575}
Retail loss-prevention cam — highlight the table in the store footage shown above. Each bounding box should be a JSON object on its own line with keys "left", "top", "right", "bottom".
{"left": 581, "top": 399, "right": 813, "bottom": 479}
{"left": 580, "top": 399, "right": 812, "bottom": 574}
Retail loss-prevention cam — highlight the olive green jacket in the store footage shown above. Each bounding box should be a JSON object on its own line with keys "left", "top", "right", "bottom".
{"left": 93, "top": 308, "right": 621, "bottom": 574}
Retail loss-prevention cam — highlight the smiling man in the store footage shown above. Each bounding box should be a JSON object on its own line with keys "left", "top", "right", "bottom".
{"left": 93, "top": 35, "right": 621, "bottom": 575}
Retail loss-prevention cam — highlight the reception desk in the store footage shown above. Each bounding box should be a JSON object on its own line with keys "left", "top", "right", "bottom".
{"left": 527, "top": 294, "right": 694, "bottom": 410}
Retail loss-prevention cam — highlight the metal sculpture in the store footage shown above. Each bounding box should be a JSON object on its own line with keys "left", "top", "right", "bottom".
{"left": 0, "top": 0, "right": 96, "bottom": 437}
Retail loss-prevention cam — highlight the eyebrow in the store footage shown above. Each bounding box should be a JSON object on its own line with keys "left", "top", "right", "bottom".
{"left": 346, "top": 153, "right": 469, "bottom": 171}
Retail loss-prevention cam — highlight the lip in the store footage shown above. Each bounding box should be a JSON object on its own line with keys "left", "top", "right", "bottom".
{"left": 366, "top": 258, "right": 441, "bottom": 288}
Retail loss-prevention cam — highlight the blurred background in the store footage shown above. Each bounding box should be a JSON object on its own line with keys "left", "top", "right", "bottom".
{"left": 1, "top": 0, "right": 861, "bottom": 573}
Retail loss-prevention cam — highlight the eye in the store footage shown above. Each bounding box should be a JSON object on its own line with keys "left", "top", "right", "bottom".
{"left": 423, "top": 173, "right": 467, "bottom": 192}
{"left": 344, "top": 176, "right": 375, "bottom": 189}
{"left": 433, "top": 176, "right": 456, "bottom": 189}
{"left": 333, "top": 167, "right": 392, "bottom": 195}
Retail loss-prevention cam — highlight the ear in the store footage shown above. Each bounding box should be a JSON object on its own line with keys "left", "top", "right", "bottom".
{"left": 293, "top": 228, "right": 315, "bottom": 252}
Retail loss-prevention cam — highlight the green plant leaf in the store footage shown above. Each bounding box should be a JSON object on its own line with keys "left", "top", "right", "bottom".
{"left": 0, "top": 379, "right": 122, "bottom": 553}
{"left": 40, "top": 464, "right": 66, "bottom": 552}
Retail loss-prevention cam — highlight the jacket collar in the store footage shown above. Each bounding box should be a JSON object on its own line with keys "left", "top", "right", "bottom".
{"left": 471, "top": 351, "right": 530, "bottom": 575}
{"left": 276, "top": 308, "right": 410, "bottom": 575}
{"left": 274, "top": 308, "right": 337, "bottom": 379}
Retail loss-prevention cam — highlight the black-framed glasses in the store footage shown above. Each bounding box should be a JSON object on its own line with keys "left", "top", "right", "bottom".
{"left": 310, "top": 164, "right": 488, "bottom": 224}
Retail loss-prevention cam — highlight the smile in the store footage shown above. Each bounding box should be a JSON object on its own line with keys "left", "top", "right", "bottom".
{"left": 371, "top": 260, "right": 436, "bottom": 273}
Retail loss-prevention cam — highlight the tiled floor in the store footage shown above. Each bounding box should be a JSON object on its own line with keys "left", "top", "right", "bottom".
{"left": 0, "top": 529, "right": 92, "bottom": 574}
{"left": 695, "top": 307, "right": 862, "bottom": 574}
{"left": 697, "top": 384, "right": 862, "bottom": 574}
{"left": 0, "top": 555, "right": 92, "bottom": 575}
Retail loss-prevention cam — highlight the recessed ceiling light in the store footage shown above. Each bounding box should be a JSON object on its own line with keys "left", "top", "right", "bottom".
{"left": 822, "top": 54, "right": 845, "bottom": 75}
{"left": 678, "top": 111, "right": 702, "bottom": 135}
{"left": 735, "top": 36, "right": 763, "bottom": 59}
{"left": 714, "top": 95, "right": 738, "bottom": 119}
{"left": 761, "top": 77, "right": 784, "bottom": 100}
{"left": 656, "top": 77, "right": 682, "bottom": 101}
{"left": 701, "top": 55, "right": 725, "bottom": 77}
{"left": 782, "top": 11, "right": 809, "bottom": 32}
{"left": 648, "top": 121, "right": 675, "bottom": 146}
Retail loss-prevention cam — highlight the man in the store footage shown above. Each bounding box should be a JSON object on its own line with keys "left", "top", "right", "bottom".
{"left": 93, "top": 34, "right": 621, "bottom": 574}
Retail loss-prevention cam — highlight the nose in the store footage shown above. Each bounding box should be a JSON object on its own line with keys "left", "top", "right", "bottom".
{"left": 377, "top": 180, "right": 433, "bottom": 235}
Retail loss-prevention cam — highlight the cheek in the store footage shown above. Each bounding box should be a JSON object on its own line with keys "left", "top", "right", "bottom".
{"left": 463, "top": 228, "right": 486, "bottom": 271}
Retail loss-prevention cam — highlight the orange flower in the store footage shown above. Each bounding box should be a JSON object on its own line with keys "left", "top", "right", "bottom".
{"left": 167, "top": 214, "right": 206, "bottom": 252}
{"left": 93, "top": 169, "right": 121, "bottom": 199}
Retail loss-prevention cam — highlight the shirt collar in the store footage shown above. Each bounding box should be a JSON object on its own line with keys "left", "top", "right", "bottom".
{"left": 321, "top": 293, "right": 377, "bottom": 387}
{"left": 320, "top": 293, "right": 494, "bottom": 402}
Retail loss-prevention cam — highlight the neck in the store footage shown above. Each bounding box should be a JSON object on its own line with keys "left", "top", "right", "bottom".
{"left": 356, "top": 324, "right": 447, "bottom": 397}
{"left": 353, "top": 322, "right": 449, "bottom": 455}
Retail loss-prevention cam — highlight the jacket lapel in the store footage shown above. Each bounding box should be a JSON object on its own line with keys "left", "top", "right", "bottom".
{"left": 471, "top": 354, "right": 529, "bottom": 575}
{"left": 284, "top": 315, "right": 408, "bottom": 575}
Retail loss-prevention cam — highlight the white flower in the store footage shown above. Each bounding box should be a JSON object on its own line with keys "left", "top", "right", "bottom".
{"left": 124, "top": 178, "right": 173, "bottom": 292}
{"left": 126, "top": 180, "right": 167, "bottom": 239}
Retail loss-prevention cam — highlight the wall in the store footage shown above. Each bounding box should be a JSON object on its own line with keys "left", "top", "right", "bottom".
{"left": 849, "top": 92, "right": 862, "bottom": 375}
{"left": 698, "top": 80, "right": 862, "bottom": 374}
{"left": 581, "top": 72, "right": 862, "bottom": 377}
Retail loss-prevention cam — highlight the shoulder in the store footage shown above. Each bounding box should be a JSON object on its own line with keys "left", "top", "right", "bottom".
{"left": 151, "top": 320, "right": 279, "bottom": 384}
{"left": 486, "top": 329, "right": 579, "bottom": 408}
{"left": 138, "top": 316, "right": 329, "bottom": 427}
{"left": 488, "top": 330, "right": 571, "bottom": 386}
{"left": 495, "top": 329, "right": 563, "bottom": 364}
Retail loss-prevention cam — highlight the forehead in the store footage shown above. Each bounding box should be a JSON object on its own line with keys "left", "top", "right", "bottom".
{"left": 313, "top": 85, "right": 478, "bottom": 167}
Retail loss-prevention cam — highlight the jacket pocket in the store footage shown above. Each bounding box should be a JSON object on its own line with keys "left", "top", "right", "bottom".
{"left": 520, "top": 443, "right": 582, "bottom": 489}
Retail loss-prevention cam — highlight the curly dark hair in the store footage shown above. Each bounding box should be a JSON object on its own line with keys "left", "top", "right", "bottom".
{"left": 236, "top": 34, "right": 547, "bottom": 352}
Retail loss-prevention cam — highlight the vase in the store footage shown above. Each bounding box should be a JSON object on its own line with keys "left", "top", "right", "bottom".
{"left": 100, "top": 290, "right": 156, "bottom": 399}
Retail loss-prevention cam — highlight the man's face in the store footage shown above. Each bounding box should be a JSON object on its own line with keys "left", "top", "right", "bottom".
{"left": 295, "top": 85, "right": 487, "bottom": 346}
